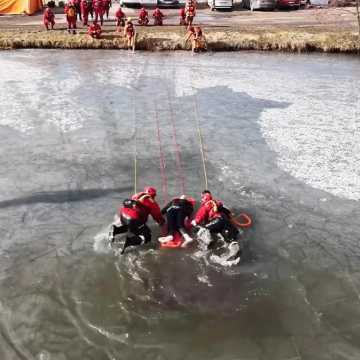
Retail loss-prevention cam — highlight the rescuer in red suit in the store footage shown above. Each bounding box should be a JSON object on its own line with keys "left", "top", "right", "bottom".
{"left": 64, "top": 2, "right": 77, "bottom": 34}
{"left": 152, "top": 7, "right": 164, "bottom": 26}
{"left": 109, "top": 187, "right": 165, "bottom": 254}
{"left": 138, "top": 7, "right": 149, "bottom": 25}
{"left": 43, "top": 6, "right": 55, "bottom": 30}
{"left": 80, "top": 0, "right": 90, "bottom": 26}
{"left": 88, "top": 21, "right": 102, "bottom": 38}
{"left": 115, "top": 6, "right": 126, "bottom": 31}
{"left": 93, "top": 0, "right": 104, "bottom": 26}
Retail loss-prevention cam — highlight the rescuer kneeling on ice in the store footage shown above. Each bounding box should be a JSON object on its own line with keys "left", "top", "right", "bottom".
{"left": 109, "top": 187, "right": 165, "bottom": 254}
{"left": 192, "top": 191, "right": 241, "bottom": 260}
{"left": 158, "top": 195, "right": 195, "bottom": 248}
{"left": 88, "top": 20, "right": 102, "bottom": 38}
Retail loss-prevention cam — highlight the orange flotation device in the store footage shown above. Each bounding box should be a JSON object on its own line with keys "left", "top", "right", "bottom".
{"left": 230, "top": 213, "right": 252, "bottom": 228}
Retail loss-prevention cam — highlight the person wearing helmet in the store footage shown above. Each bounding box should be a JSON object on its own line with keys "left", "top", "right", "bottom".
{"left": 88, "top": 20, "right": 102, "bottom": 38}
{"left": 185, "top": 3, "right": 195, "bottom": 26}
{"left": 93, "top": 0, "right": 104, "bottom": 26}
{"left": 43, "top": 4, "right": 55, "bottom": 31}
{"left": 138, "top": 7, "right": 149, "bottom": 26}
{"left": 115, "top": 6, "right": 126, "bottom": 31}
{"left": 179, "top": 7, "right": 186, "bottom": 26}
{"left": 192, "top": 190, "right": 240, "bottom": 261}
{"left": 64, "top": 1, "right": 77, "bottom": 34}
{"left": 131, "top": 187, "right": 164, "bottom": 224}
{"left": 185, "top": 25, "right": 206, "bottom": 53}
{"left": 103, "top": 0, "right": 111, "bottom": 19}
{"left": 109, "top": 187, "right": 165, "bottom": 254}
{"left": 80, "top": 0, "right": 90, "bottom": 26}
{"left": 193, "top": 26, "right": 206, "bottom": 52}
{"left": 158, "top": 195, "right": 195, "bottom": 248}
{"left": 124, "top": 18, "right": 135, "bottom": 49}
{"left": 152, "top": 7, "right": 164, "bottom": 26}
{"left": 109, "top": 199, "right": 151, "bottom": 254}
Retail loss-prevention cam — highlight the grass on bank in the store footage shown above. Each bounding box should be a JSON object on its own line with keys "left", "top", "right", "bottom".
{"left": 0, "top": 27, "right": 359, "bottom": 53}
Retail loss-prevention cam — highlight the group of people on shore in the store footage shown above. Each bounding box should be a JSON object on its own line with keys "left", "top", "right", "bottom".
{"left": 42, "top": 1, "right": 206, "bottom": 51}
{"left": 43, "top": 1, "right": 196, "bottom": 32}
{"left": 109, "top": 187, "right": 242, "bottom": 262}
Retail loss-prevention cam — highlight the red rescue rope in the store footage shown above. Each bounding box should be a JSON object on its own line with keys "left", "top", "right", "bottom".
{"left": 167, "top": 87, "right": 186, "bottom": 195}
{"left": 155, "top": 104, "right": 169, "bottom": 204}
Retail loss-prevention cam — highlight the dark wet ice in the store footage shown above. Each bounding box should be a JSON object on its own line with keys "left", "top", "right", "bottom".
{"left": 0, "top": 50, "right": 360, "bottom": 360}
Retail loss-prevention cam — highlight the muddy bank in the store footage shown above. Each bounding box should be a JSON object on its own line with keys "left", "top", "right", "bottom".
{"left": 0, "top": 28, "right": 359, "bottom": 53}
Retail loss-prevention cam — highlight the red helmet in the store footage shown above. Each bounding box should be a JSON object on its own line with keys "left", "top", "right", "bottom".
{"left": 144, "top": 186, "right": 157, "bottom": 197}
{"left": 201, "top": 193, "right": 212, "bottom": 203}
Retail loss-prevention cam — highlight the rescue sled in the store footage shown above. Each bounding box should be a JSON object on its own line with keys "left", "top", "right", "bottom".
{"left": 159, "top": 218, "right": 193, "bottom": 249}
{"left": 160, "top": 231, "right": 184, "bottom": 249}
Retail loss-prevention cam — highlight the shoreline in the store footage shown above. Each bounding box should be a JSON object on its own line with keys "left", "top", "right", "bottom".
{"left": 1, "top": 6, "right": 360, "bottom": 54}
{"left": 0, "top": 28, "right": 359, "bottom": 53}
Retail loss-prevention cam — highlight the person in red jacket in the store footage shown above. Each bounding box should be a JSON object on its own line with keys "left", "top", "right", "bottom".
{"left": 152, "top": 7, "right": 164, "bottom": 26}
{"left": 93, "top": 0, "right": 104, "bottom": 25}
{"left": 103, "top": 0, "right": 111, "bottom": 19}
{"left": 65, "top": 2, "right": 77, "bottom": 34}
{"left": 179, "top": 7, "right": 186, "bottom": 25}
{"left": 131, "top": 187, "right": 165, "bottom": 225}
{"left": 115, "top": 6, "right": 126, "bottom": 32}
{"left": 109, "top": 187, "right": 165, "bottom": 253}
{"left": 80, "top": 0, "right": 89, "bottom": 26}
{"left": 192, "top": 190, "right": 239, "bottom": 246}
{"left": 43, "top": 6, "right": 55, "bottom": 30}
{"left": 185, "top": 4, "right": 195, "bottom": 26}
{"left": 88, "top": 20, "right": 102, "bottom": 38}
{"left": 73, "top": 0, "right": 82, "bottom": 21}
{"left": 124, "top": 18, "right": 136, "bottom": 49}
{"left": 138, "top": 7, "right": 149, "bottom": 26}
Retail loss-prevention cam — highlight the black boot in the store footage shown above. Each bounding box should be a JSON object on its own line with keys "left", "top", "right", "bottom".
{"left": 120, "top": 235, "right": 144, "bottom": 255}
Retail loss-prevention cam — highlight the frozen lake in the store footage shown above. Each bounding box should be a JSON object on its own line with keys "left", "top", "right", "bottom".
{"left": 0, "top": 50, "right": 359, "bottom": 360}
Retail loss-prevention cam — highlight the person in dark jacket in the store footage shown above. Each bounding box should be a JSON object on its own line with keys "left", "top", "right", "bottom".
{"left": 158, "top": 195, "right": 195, "bottom": 247}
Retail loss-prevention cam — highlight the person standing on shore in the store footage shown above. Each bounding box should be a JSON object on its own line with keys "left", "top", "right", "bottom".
{"left": 80, "top": 0, "right": 90, "bottom": 26}
{"left": 74, "top": 0, "right": 82, "bottom": 21}
{"left": 179, "top": 7, "right": 186, "bottom": 25}
{"left": 153, "top": 7, "right": 164, "bottom": 26}
{"left": 124, "top": 18, "right": 136, "bottom": 50}
{"left": 88, "top": 0, "right": 94, "bottom": 19}
{"left": 93, "top": 0, "right": 104, "bottom": 26}
{"left": 185, "top": 2, "right": 196, "bottom": 26}
{"left": 115, "top": 6, "right": 126, "bottom": 32}
{"left": 104, "top": 0, "right": 111, "bottom": 19}
{"left": 65, "top": 1, "right": 77, "bottom": 34}
{"left": 138, "top": 7, "right": 149, "bottom": 25}
{"left": 43, "top": 5, "right": 55, "bottom": 30}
